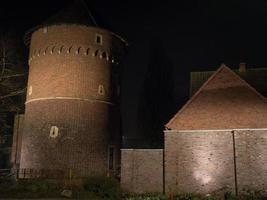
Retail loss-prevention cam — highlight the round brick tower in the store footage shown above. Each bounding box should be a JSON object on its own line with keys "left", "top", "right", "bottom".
{"left": 20, "top": 3, "right": 126, "bottom": 177}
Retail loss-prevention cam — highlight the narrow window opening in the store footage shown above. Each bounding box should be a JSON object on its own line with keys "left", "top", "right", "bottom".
{"left": 95, "top": 34, "right": 103, "bottom": 45}
{"left": 49, "top": 126, "right": 59, "bottom": 138}
{"left": 86, "top": 48, "right": 90, "bottom": 55}
{"left": 94, "top": 50, "right": 99, "bottom": 57}
{"left": 43, "top": 26, "right": 48, "bottom": 33}
{"left": 98, "top": 85, "right": 105, "bottom": 95}
{"left": 28, "top": 86, "right": 33, "bottom": 96}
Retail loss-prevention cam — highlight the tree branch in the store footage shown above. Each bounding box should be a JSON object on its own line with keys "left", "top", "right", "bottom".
{"left": 0, "top": 88, "right": 26, "bottom": 99}
{"left": 1, "top": 73, "right": 26, "bottom": 79}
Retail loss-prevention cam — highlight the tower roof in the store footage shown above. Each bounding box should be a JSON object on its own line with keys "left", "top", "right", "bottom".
{"left": 43, "top": 0, "right": 98, "bottom": 27}
{"left": 24, "top": 0, "right": 98, "bottom": 46}
{"left": 166, "top": 64, "right": 267, "bottom": 130}
{"left": 190, "top": 65, "right": 267, "bottom": 97}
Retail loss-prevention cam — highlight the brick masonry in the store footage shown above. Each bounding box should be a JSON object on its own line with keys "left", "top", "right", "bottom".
{"left": 164, "top": 130, "right": 235, "bottom": 195}
{"left": 234, "top": 129, "right": 267, "bottom": 192}
{"left": 19, "top": 24, "right": 125, "bottom": 177}
{"left": 120, "top": 149, "right": 163, "bottom": 193}
{"left": 164, "top": 129, "right": 267, "bottom": 195}
{"left": 121, "top": 129, "right": 267, "bottom": 195}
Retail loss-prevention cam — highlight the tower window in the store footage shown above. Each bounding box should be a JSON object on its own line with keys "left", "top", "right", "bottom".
{"left": 98, "top": 85, "right": 105, "bottom": 95}
{"left": 49, "top": 126, "right": 59, "bottom": 138}
{"left": 28, "top": 86, "right": 33, "bottom": 96}
{"left": 95, "top": 34, "right": 103, "bottom": 45}
{"left": 102, "top": 52, "right": 107, "bottom": 59}
{"left": 108, "top": 146, "right": 115, "bottom": 170}
{"left": 43, "top": 26, "right": 48, "bottom": 33}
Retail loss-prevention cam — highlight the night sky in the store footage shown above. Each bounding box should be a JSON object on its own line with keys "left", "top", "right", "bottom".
{"left": 2, "top": 0, "right": 267, "bottom": 138}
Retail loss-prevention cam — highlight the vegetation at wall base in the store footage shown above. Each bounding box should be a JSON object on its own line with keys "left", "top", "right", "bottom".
{"left": 0, "top": 177, "right": 61, "bottom": 198}
{"left": 0, "top": 176, "right": 121, "bottom": 199}
{"left": 1, "top": 177, "right": 267, "bottom": 200}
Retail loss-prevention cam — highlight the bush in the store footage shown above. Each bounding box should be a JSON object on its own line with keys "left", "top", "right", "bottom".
{"left": 0, "top": 176, "right": 16, "bottom": 189}
{"left": 83, "top": 176, "right": 121, "bottom": 200}
{"left": 0, "top": 178, "right": 61, "bottom": 198}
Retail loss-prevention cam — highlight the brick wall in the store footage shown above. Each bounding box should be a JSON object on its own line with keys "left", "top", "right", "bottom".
{"left": 164, "top": 129, "right": 267, "bottom": 195}
{"left": 121, "top": 149, "right": 163, "bottom": 193}
{"left": 235, "top": 129, "right": 267, "bottom": 192}
{"left": 165, "top": 130, "right": 235, "bottom": 195}
{"left": 20, "top": 24, "right": 125, "bottom": 177}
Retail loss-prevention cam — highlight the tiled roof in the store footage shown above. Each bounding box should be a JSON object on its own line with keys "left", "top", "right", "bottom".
{"left": 166, "top": 64, "right": 267, "bottom": 130}
{"left": 190, "top": 67, "right": 267, "bottom": 97}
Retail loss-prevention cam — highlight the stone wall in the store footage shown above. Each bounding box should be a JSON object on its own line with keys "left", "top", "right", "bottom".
{"left": 121, "top": 149, "right": 163, "bottom": 193}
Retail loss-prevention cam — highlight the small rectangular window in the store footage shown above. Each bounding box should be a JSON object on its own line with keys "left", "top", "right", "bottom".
{"left": 108, "top": 146, "right": 115, "bottom": 170}
{"left": 95, "top": 34, "right": 103, "bottom": 45}
{"left": 43, "top": 26, "right": 48, "bottom": 33}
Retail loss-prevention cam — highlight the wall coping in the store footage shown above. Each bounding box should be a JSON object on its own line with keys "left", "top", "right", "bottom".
{"left": 164, "top": 128, "right": 267, "bottom": 133}
{"left": 121, "top": 149, "right": 163, "bottom": 151}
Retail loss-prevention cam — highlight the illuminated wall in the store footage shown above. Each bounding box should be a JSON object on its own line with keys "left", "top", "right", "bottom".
{"left": 235, "top": 129, "right": 267, "bottom": 191}
{"left": 165, "top": 130, "right": 235, "bottom": 195}
{"left": 164, "top": 129, "right": 267, "bottom": 195}
{"left": 20, "top": 24, "right": 125, "bottom": 177}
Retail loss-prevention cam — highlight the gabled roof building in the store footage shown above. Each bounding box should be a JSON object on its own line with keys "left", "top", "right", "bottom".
{"left": 121, "top": 64, "right": 267, "bottom": 195}
{"left": 164, "top": 64, "right": 267, "bottom": 195}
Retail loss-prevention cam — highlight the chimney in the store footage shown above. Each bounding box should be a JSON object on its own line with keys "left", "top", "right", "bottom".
{"left": 239, "top": 62, "right": 246, "bottom": 73}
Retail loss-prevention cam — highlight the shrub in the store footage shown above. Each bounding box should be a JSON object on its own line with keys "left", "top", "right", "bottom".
{"left": 0, "top": 178, "right": 61, "bottom": 198}
{"left": 83, "top": 176, "right": 121, "bottom": 200}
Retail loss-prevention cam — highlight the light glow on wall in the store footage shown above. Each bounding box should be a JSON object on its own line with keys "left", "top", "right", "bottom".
{"left": 194, "top": 170, "right": 212, "bottom": 184}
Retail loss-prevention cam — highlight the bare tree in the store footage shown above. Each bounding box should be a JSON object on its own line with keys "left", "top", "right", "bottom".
{"left": 0, "top": 30, "right": 27, "bottom": 139}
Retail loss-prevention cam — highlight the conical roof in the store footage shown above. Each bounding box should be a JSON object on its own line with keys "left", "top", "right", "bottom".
{"left": 24, "top": 0, "right": 98, "bottom": 46}
{"left": 166, "top": 64, "right": 267, "bottom": 130}
{"left": 43, "top": 0, "right": 98, "bottom": 27}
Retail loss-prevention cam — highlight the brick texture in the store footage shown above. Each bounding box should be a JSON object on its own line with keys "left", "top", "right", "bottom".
{"left": 165, "top": 129, "right": 267, "bottom": 195}
{"left": 121, "top": 149, "right": 163, "bottom": 193}
{"left": 165, "top": 131, "right": 235, "bottom": 195}
{"left": 20, "top": 24, "right": 125, "bottom": 177}
{"left": 235, "top": 129, "right": 267, "bottom": 192}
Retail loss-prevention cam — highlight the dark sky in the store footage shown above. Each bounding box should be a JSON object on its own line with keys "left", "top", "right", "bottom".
{"left": 2, "top": 0, "right": 267, "bottom": 138}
